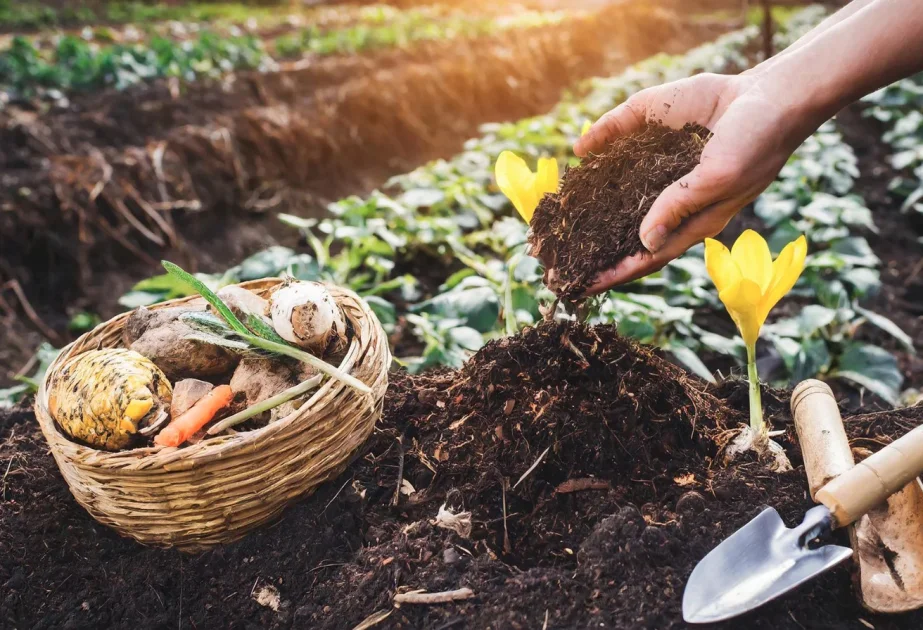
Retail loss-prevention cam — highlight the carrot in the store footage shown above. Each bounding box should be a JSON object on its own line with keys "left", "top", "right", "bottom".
{"left": 154, "top": 385, "right": 233, "bottom": 447}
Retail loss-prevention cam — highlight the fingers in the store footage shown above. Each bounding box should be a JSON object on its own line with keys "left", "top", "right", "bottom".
{"left": 637, "top": 159, "right": 738, "bottom": 253}
{"left": 574, "top": 96, "right": 647, "bottom": 157}
{"left": 582, "top": 199, "right": 742, "bottom": 296}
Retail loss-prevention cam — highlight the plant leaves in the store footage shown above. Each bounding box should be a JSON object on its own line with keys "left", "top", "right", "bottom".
{"left": 833, "top": 343, "right": 904, "bottom": 406}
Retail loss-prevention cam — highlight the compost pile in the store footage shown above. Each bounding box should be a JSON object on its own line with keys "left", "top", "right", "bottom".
{"left": 4, "top": 321, "right": 923, "bottom": 628}
{"left": 530, "top": 123, "right": 709, "bottom": 298}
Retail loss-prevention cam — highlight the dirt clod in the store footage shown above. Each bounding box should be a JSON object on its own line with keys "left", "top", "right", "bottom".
{"left": 530, "top": 123, "right": 709, "bottom": 298}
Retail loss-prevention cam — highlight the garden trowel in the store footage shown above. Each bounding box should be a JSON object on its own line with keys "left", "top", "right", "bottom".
{"left": 683, "top": 382, "right": 923, "bottom": 624}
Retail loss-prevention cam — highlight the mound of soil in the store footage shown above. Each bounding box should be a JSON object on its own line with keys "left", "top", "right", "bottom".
{"left": 530, "top": 123, "right": 708, "bottom": 299}
{"left": 5, "top": 320, "right": 923, "bottom": 629}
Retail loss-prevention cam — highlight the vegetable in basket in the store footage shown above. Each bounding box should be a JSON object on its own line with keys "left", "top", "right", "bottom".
{"left": 47, "top": 349, "right": 172, "bottom": 451}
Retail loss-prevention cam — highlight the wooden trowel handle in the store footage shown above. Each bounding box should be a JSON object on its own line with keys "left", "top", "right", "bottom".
{"left": 816, "top": 416, "right": 923, "bottom": 529}
{"left": 791, "top": 380, "right": 855, "bottom": 500}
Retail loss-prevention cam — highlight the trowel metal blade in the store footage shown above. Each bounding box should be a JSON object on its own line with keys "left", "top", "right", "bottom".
{"left": 683, "top": 505, "right": 853, "bottom": 624}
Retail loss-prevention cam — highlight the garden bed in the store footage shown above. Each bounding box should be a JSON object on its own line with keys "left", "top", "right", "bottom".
{"left": 2, "top": 321, "right": 922, "bottom": 629}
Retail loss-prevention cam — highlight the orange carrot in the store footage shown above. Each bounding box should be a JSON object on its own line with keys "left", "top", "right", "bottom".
{"left": 155, "top": 385, "right": 233, "bottom": 447}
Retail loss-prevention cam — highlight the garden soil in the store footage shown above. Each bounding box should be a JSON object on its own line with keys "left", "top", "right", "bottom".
{"left": 530, "top": 123, "right": 708, "bottom": 299}
{"left": 3, "top": 321, "right": 923, "bottom": 629}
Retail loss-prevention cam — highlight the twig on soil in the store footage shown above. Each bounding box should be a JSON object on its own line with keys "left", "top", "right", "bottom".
{"left": 392, "top": 434, "right": 405, "bottom": 507}
{"left": 542, "top": 609, "right": 550, "bottom": 630}
{"left": 1, "top": 280, "right": 63, "bottom": 343}
{"left": 513, "top": 446, "right": 550, "bottom": 490}
{"left": 554, "top": 478, "right": 611, "bottom": 494}
{"left": 501, "top": 478, "right": 512, "bottom": 554}
{"left": 321, "top": 476, "right": 353, "bottom": 517}
{"left": 352, "top": 609, "right": 392, "bottom": 630}
{"left": 393, "top": 588, "right": 474, "bottom": 605}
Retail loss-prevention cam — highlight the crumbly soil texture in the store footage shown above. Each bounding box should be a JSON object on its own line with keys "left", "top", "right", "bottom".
{"left": 3, "top": 321, "right": 923, "bottom": 629}
{"left": 530, "top": 123, "right": 709, "bottom": 299}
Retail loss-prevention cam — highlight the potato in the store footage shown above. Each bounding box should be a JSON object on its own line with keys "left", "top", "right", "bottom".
{"left": 125, "top": 304, "right": 238, "bottom": 381}
{"left": 229, "top": 358, "right": 318, "bottom": 423}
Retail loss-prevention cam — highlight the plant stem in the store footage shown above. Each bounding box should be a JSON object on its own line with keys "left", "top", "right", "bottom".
{"left": 746, "top": 343, "right": 765, "bottom": 434}
{"left": 504, "top": 252, "right": 522, "bottom": 337}
{"left": 241, "top": 332, "right": 372, "bottom": 395}
{"left": 208, "top": 374, "right": 323, "bottom": 435}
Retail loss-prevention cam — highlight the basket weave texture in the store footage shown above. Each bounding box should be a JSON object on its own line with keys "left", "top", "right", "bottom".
{"left": 35, "top": 279, "right": 390, "bottom": 551}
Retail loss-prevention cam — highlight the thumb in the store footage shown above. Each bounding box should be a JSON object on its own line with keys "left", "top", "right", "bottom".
{"left": 638, "top": 160, "right": 733, "bottom": 253}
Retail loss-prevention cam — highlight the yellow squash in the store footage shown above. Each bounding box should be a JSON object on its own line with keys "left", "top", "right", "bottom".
{"left": 48, "top": 349, "right": 172, "bottom": 451}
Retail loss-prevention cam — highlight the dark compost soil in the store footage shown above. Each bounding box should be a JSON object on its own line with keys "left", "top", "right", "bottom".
{"left": 3, "top": 321, "right": 923, "bottom": 630}
{"left": 530, "top": 123, "right": 709, "bottom": 299}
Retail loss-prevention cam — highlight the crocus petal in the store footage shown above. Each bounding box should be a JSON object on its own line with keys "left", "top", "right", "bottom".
{"left": 704, "top": 238, "right": 741, "bottom": 293}
{"left": 718, "top": 278, "right": 763, "bottom": 348}
{"left": 495, "top": 151, "right": 535, "bottom": 222}
{"left": 759, "top": 235, "right": 808, "bottom": 322}
{"left": 731, "top": 229, "right": 774, "bottom": 293}
{"left": 536, "top": 157, "right": 560, "bottom": 198}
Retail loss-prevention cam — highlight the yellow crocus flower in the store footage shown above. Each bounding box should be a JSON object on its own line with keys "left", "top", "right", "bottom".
{"left": 705, "top": 230, "right": 808, "bottom": 347}
{"left": 581, "top": 120, "right": 592, "bottom": 136}
{"left": 704, "top": 229, "right": 807, "bottom": 433}
{"left": 494, "top": 151, "right": 559, "bottom": 223}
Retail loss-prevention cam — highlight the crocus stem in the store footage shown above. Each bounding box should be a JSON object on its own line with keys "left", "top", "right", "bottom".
{"left": 746, "top": 343, "right": 765, "bottom": 435}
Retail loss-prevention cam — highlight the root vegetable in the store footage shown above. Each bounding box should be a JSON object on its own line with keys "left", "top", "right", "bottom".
{"left": 48, "top": 349, "right": 172, "bottom": 451}
{"left": 215, "top": 285, "right": 269, "bottom": 322}
{"left": 123, "top": 302, "right": 205, "bottom": 344}
{"left": 269, "top": 281, "right": 347, "bottom": 355}
{"left": 155, "top": 385, "right": 234, "bottom": 447}
{"left": 125, "top": 306, "right": 239, "bottom": 381}
{"left": 229, "top": 358, "right": 317, "bottom": 422}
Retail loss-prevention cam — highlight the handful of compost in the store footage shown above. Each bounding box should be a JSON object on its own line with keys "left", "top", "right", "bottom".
{"left": 49, "top": 271, "right": 360, "bottom": 452}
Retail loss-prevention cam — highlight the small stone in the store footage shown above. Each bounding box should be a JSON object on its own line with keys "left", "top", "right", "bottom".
{"left": 443, "top": 547, "right": 460, "bottom": 564}
{"left": 676, "top": 491, "right": 706, "bottom": 516}
{"left": 170, "top": 379, "right": 214, "bottom": 419}
{"left": 613, "top": 505, "right": 645, "bottom": 538}
{"left": 5, "top": 570, "right": 24, "bottom": 590}
{"left": 641, "top": 526, "right": 667, "bottom": 548}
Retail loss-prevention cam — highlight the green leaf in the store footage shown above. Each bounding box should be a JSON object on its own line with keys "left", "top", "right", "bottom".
{"left": 854, "top": 305, "right": 915, "bottom": 351}
{"left": 791, "top": 338, "right": 832, "bottom": 383}
{"left": 235, "top": 246, "right": 299, "bottom": 281}
{"left": 411, "top": 281, "right": 500, "bottom": 333}
{"left": 162, "top": 261, "right": 249, "bottom": 336}
{"left": 363, "top": 295, "right": 397, "bottom": 330}
{"left": 246, "top": 313, "right": 289, "bottom": 344}
{"left": 667, "top": 344, "right": 716, "bottom": 384}
{"left": 68, "top": 311, "right": 100, "bottom": 333}
{"left": 833, "top": 343, "right": 904, "bottom": 406}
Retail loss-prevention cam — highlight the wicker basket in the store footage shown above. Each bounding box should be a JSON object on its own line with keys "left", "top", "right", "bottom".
{"left": 35, "top": 279, "right": 390, "bottom": 551}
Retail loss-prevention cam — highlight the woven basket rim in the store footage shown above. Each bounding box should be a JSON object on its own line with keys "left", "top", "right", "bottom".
{"left": 36, "top": 278, "right": 386, "bottom": 471}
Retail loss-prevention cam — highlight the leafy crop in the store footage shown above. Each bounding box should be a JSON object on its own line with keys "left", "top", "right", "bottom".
{"left": 0, "top": 7, "right": 569, "bottom": 100}
{"left": 863, "top": 74, "right": 923, "bottom": 218}
{"left": 0, "top": 31, "right": 269, "bottom": 97}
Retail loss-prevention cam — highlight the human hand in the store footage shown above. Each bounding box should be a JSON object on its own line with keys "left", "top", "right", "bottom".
{"left": 570, "top": 71, "right": 817, "bottom": 295}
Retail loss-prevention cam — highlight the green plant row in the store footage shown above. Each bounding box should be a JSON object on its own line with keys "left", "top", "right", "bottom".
{"left": 0, "top": 30, "right": 269, "bottom": 96}
{"left": 863, "top": 74, "right": 923, "bottom": 219}
{"left": 0, "top": 8, "right": 568, "bottom": 98}
{"left": 273, "top": 8, "right": 565, "bottom": 59}
{"left": 0, "top": 2, "right": 298, "bottom": 32}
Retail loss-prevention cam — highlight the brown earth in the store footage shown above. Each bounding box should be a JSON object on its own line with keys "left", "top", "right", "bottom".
{"left": 530, "top": 123, "right": 708, "bottom": 299}
{"left": 2, "top": 321, "right": 922, "bottom": 629}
